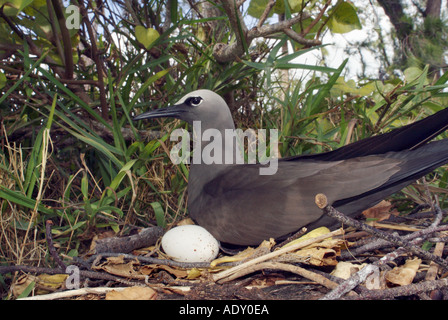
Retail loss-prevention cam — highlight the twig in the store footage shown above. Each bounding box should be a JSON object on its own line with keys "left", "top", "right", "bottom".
{"left": 341, "top": 224, "right": 448, "bottom": 259}
{"left": 323, "top": 243, "right": 412, "bottom": 300}
{"left": 219, "top": 261, "right": 348, "bottom": 292}
{"left": 315, "top": 193, "right": 448, "bottom": 299}
{"left": 18, "top": 286, "right": 128, "bottom": 300}
{"left": 0, "top": 265, "right": 142, "bottom": 286}
{"left": 93, "top": 226, "right": 164, "bottom": 254}
{"left": 85, "top": 253, "right": 212, "bottom": 269}
{"left": 45, "top": 220, "right": 67, "bottom": 269}
{"left": 273, "top": 227, "right": 307, "bottom": 249}
{"left": 50, "top": 0, "right": 74, "bottom": 79}
{"left": 257, "top": 0, "right": 276, "bottom": 29}
{"left": 321, "top": 264, "right": 380, "bottom": 300}
{"left": 283, "top": 28, "right": 322, "bottom": 46}
{"left": 315, "top": 193, "right": 448, "bottom": 271}
{"left": 358, "top": 278, "right": 448, "bottom": 300}
{"left": 78, "top": 1, "right": 108, "bottom": 118}
{"left": 301, "top": 0, "right": 331, "bottom": 36}
{"left": 422, "top": 241, "right": 445, "bottom": 299}
{"left": 213, "top": 3, "right": 313, "bottom": 63}
{"left": 213, "top": 228, "right": 344, "bottom": 282}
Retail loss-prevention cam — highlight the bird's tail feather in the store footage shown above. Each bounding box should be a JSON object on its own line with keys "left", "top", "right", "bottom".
{"left": 288, "top": 106, "right": 448, "bottom": 161}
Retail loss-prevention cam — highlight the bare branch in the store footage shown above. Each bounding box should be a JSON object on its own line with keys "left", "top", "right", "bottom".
{"left": 50, "top": 0, "right": 74, "bottom": 79}
{"left": 257, "top": 0, "right": 276, "bottom": 29}
{"left": 213, "top": 9, "right": 313, "bottom": 63}
{"left": 283, "top": 28, "right": 321, "bottom": 46}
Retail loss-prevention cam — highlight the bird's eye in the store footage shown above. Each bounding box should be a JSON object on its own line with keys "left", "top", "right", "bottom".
{"left": 186, "top": 97, "right": 203, "bottom": 107}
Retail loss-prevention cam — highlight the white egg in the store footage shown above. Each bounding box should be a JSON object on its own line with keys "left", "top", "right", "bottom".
{"left": 161, "top": 225, "right": 220, "bottom": 263}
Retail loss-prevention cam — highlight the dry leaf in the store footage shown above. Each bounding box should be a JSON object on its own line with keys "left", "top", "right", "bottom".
{"left": 37, "top": 274, "right": 69, "bottom": 290}
{"left": 11, "top": 274, "right": 35, "bottom": 297}
{"left": 141, "top": 264, "right": 189, "bottom": 278}
{"left": 177, "top": 218, "right": 195, "bottom": 225}
{"left": 89, "top": 230, "right": 116, "bottom": 252}
{"left": 280, "top": 238, "right": 346, "bottom": 266}
{"left": 93, "top": 256, "right": 144, "bottom": 279}
{"left": 281, "top": 227, "right": 331, "bottom": 248}
{"left": 331, "top": 261, "right": 367, "bottom": 279}
{"left": 210, "top": 239, "right": 274, "bottom": 267}
{"left": 362, "top": 200, "right": 398, "bottom": 221}
{"left": 385, "top": 257, "right": 422, "bottom": 286}
{"left": 11, "top": 273, "right": 69, "bottom": 297}
{"left": 282, "top": 247, "right": 338, "bottom": 266}
{"left": 106, "top": 286, "right": 157, "bottom": 300}
{"left": 186, "top": 268, "right": 202, "bottom": 280}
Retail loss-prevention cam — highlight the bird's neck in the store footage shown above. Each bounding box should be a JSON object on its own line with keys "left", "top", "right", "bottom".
{"left": 187, "top": 120, "right": 243, "bottom": 205}
{"left": 190, "top": 120, "right": 244, "bottom": 167}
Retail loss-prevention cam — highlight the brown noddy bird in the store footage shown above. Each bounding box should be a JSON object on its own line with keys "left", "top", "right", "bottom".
{"left": 134, "top": 89, "right": 448, "bottom": 245}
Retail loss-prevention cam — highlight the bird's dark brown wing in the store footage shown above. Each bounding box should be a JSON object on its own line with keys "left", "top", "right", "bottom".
{"left": 190, "top": 156, "right": 401, "bottom": 245}
{"left": 190, "top": 139, "right": 448, "bottom": 245}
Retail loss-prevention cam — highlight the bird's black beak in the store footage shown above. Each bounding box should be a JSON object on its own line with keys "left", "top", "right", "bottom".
{"left": 133, "top": 103, "right": 187, "bottom": 121}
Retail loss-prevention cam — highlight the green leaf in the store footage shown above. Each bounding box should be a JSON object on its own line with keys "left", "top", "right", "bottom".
{"left": 0, "top": 186, "right": 55, "bottom": 215}
{"left": 327, "top": 1, "right": 362, "bottom": 34}
{"left": 81, "top": 171, "right": 89, "bottom": 200}
{"left": 287, "top": 0, "right": 306, "bottom": 12}
{"left": 150, "top": 201, "right": 166, "bottom": 228}
{"left": 108, "top": 160, "right": 137, "bottom": 194}
{"left": 129, "top": 69, "right": 170, "bottom": 109}
{"left": 275, "top": 62, "right": 338, "bottom": 73}
{"left": 248, "top": 0, "right": 274, "bottom": 19}
{"left": 0, "top": 0, "right": 34, "bottom": 16}
{"left": 135, "top": 26, "right": 160, "bottom": 49}
{"left": 0, "top": 48, "right": 48, "bottom": 105}
{"left": 404, "top": 67, "right": 427, "bottom": 83}
{"left": 0, "top": 72, "right": 6, "bottom": 89}
{"left": 16, "top": 281, "right": 35, "bottom": 299}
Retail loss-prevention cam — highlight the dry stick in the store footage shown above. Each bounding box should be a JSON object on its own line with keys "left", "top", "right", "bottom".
{"left": 322, "top": 248, "right": 405, "bottom": 300}
{"left": 315, "top": 193, "right": 448, "bottom": 300}
{"left": 218, "top": 261, "right": 351, "bottom": 294}
{"left": 358, "top": 278, "right": 448, "bottom": 300}
{"left": 328, "top": 228, "right": 448, "bottom": 300}
{"left": 212, "top": 228, "right": 344, "bottom": 283}
{"left": 426, "top": 242, "right": 445, "bottom": 281}
{"left": 45, "top": 220, "right": 67, "bottom": 269}
{"left": 341, "top": 211, "right": 448, "bottom": 259}
{"left": 315, "top": 194, "right": 448, "bottom": 271}
{"left": 257, "top": 0, "right": 276, "bottom": 28}
{"left": 85, "top": 253, "right": 211, "bottom": 269}
{"left": 18, "top": 287, "right": 128, "bottom": 300}
{"left": 0, "top": 265, "right": 142, "bottom": 286}
{"left": 323, "top": 231, "right": 432, "bottom": 300}
{"left": 93, "top": 226, "right": 164, "bottom": 254}
{"left": 273, "top": 227, "right": 308, "bottom": 249}
{"left": 420, "top": 241, "right": 446, "bottom": 299}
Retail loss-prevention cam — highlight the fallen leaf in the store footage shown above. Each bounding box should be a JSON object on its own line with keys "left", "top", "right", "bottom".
{"left": 37, "top": 273, "right": 69, "bottom": 290}
{"left": 141, "top": 264, "right": 189, "bottom": 279}
{"left": 210, "top": 239, "right": 274, "bottom": 267}
{"left": 281, "top": 227, "right": 331, "bottom": 248}
{"left": 186, "top": 268, "right": 202, "bottom": 280}
{"left": 106, "top": 286, "right": 157, "bottom": 300}
{"left": 177, "top": 218, "right": 195, "bottom": 226}
{"left": 281, "top": 238, "right": 347, "bottom": 266}
{"left": 11, "top": 274, "right": 35, "bottom": 298}
{"left": 93, "top": 256, "right": 144, "bottom": 279}
{"left": 362, "top": 200, "right": 398, "bottom": 221}
{"left": 385, "top": 257, "right": 422, "bottom": 286}
{"left": 12, "top": 273, "right": 69, "bottom": 297}
{"left": 331, "top": 261, "right": 367, "bottom": 279}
